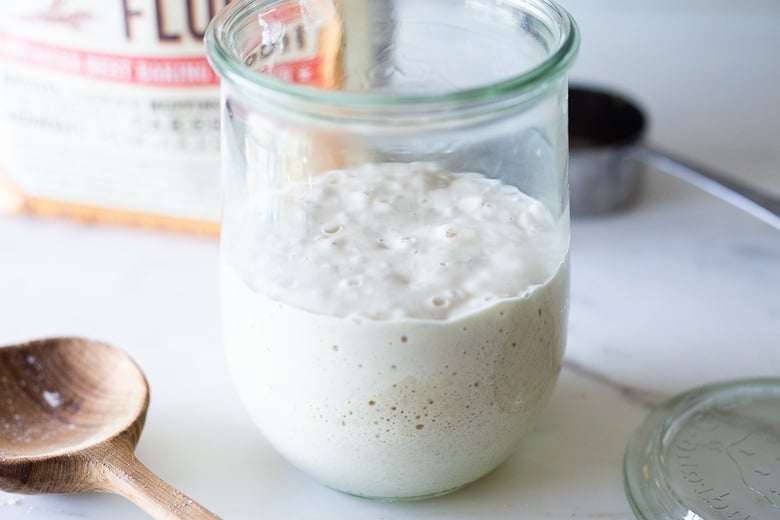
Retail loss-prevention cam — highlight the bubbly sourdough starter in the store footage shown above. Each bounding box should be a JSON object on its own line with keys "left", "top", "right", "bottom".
{"left": 221, "top": 163, "right": 569, "bottom": 498}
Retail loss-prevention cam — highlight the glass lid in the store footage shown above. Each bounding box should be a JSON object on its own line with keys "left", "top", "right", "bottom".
{"left": 624, "top": 378, "right": 780, "bottom": 520}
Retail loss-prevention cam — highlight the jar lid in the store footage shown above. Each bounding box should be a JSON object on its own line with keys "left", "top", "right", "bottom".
{"left": 624, "top": 378, "right": 780, "bottom": 520}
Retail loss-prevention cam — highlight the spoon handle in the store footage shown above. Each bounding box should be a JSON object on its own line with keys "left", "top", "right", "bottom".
{"left": 632, "top": 146, "right": 780, "bottom": 231}
{"left": 88, "top": 442, "right": 221, "bottom": 520}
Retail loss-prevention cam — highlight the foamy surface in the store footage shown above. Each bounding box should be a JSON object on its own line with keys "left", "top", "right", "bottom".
{"left": 230, "top": 162, "right": 565, "bottom": 320}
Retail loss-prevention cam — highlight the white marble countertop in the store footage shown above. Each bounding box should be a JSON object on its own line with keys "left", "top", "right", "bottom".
{"left": 1, "top": 1, "right": 779, "bottom": 518}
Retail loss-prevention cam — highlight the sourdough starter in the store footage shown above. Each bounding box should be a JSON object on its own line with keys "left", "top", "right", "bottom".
{"left": 221, "top": 162, "right": 569, "bottom": 498}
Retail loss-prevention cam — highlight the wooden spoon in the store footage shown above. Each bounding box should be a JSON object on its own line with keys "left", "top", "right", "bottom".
{"left": 0, "top": 337, "right": 220, "bottom": 519}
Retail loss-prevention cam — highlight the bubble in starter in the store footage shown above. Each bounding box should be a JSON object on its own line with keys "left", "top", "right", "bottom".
{"left": 323, "top": 224, "right": 341, "bottom": 234}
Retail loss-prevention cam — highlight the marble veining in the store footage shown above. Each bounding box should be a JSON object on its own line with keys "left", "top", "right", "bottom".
{"left": 563, "top": 359, "right": 668, "bottom": 410}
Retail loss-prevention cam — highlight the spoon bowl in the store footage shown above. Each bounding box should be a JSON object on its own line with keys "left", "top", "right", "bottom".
{"left": 0, "top": 337, "right": 147, "bottom": 493}
{"left": 568, "top": 85, "right": 645, "bottom": 215}
{"left": 0, "top": 337, "right": 219, "bottom": 519}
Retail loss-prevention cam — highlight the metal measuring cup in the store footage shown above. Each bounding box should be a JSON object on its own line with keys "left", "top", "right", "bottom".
{"left": 568, "top": 85, "right": 780, "bottom": 231}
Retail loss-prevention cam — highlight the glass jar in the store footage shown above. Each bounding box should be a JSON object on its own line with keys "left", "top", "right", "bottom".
{"left": 207, "top": 0, "right": 578, "bottom": 500}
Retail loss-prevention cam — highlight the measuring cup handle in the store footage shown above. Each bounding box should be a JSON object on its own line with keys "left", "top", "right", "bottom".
{"left": 629, "top": 146, "right": 780, "bottom": 231}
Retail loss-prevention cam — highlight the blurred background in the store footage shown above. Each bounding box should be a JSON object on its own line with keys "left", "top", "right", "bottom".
{"left": 561, "top": 0, "right": 779, "bottom": 194}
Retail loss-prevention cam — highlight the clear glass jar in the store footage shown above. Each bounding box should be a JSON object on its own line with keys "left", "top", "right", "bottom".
{"left": 207, "top": 0, "right": 578, "bottom": 500}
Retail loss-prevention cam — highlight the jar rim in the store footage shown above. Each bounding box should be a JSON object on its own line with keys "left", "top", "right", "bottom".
{"left": 205, "top": 0, "right": 580, "bottom": 111}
